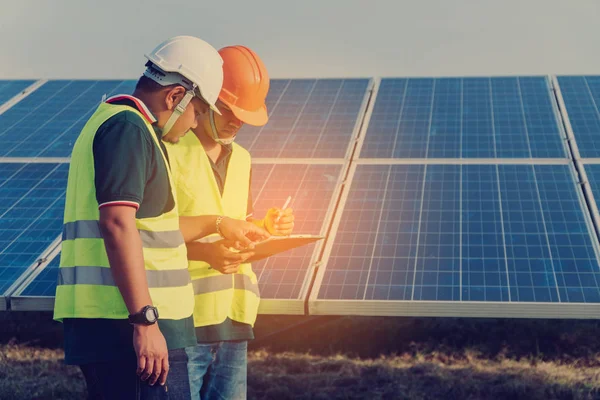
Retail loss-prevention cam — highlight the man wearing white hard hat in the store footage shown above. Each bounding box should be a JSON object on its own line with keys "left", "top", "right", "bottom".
{"left": 53, "top": 36, "right": 269, "bottom": 399}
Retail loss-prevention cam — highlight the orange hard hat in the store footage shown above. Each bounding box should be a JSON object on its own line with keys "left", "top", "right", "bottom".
{"left": 218, "top": 45, "right": 270, "bottom": 126}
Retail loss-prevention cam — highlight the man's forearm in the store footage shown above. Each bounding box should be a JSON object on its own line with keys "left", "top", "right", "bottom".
{"left": 179, "top": 215, "right": 219, "bottom": 243}
{"left": 100, "top": 214, "right": 152, "bottom": 314}
{"left": 185, "top": 241, "right": 212, "bottom": 262}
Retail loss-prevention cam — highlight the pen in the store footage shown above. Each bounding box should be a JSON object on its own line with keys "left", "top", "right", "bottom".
{"left": 276, "top": 196, "right": 291, "bottom": 223}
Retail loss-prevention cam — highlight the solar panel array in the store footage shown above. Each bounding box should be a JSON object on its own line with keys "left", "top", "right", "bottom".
{"left": 4, "top": 76, "right": 600, "bottom": 319}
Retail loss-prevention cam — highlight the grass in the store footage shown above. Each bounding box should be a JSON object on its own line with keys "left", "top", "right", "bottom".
{"left": 0, "top": 313, "right": 599, "bottom": 399}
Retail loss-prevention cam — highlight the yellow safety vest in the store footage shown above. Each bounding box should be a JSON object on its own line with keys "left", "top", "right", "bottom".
{"left": 165, "top": 132, "right": 260, "bottom": 327}
{"left": 53, "top": 103, "right": 194, "bottom": 321}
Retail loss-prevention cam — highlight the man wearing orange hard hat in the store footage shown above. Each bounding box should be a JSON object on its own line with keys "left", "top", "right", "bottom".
{"left": 165, "top": 46, "right": 295, "bottom": 399}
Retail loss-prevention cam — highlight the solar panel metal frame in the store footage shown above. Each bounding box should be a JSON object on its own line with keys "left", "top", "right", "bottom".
{"left": 309, "top": 159, "right": 600, "bottom": 319}
{"left": 9, "top": 237, "right": 61, "bottom": 311}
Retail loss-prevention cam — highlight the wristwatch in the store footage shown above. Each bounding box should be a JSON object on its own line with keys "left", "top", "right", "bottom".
{"left": 128, "top": 305, "right": 159, "bottom": 325}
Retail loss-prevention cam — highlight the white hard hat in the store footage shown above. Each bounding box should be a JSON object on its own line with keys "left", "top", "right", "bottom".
{"left": 143, "top": 36, "right": 224, "bottom": 135}
{"left": 144, "top": 36, "right": 223, "bottom": 114}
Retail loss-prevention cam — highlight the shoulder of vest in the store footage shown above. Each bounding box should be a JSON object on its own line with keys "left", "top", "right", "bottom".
{"left": 97, "top": 104, "right": 154, "bottom": 133}
{"left": 232, "top": 143, "right": 251, "bottom": 158}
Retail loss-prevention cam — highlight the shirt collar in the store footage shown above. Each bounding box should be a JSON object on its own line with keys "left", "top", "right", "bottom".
{"left": 105, "top": 94, "right": 157, "bottom": 124}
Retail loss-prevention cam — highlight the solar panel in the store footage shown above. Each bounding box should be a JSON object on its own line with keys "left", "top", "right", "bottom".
{"left": 0, "top": 163, "right": 67, "bottom": 299}
{"left": 10, "top": 162, "right": 343, "bottom": 313}
{"left": 360, "top": 77, "right": 566, "bottom": 159}
{"left": 310, "top": 163, "right": 600, "bottom": 317}
{"left": 0, "top": 80, "right": 136, "bottom": 158}
{"left": 245, "top": 162, "right": 343, "bottom": 313}
{"left": 557, "top": 76, "right": 600, "bottom": 159}
{"left": 0, "top": 80, "right": 35, "bottom": 106}
{"left": 235, "top": 79, "right": 370, "bottom": 159}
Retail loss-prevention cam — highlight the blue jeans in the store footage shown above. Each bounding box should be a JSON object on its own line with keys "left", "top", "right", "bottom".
{"left": 79, "top": 348, "right": 192, "bottom": 399}
{"left": 185, "top": 341, "right": 248, "bottom": 400}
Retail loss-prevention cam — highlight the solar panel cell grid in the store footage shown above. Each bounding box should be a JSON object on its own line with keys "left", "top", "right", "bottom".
{"left": 0, "top": 80, "right": 136, "bottom": 158}
{"left": 236, "top": 79, "right": 368, "bottom": 159}
{"left": 250, "top": 163, "right": 342, "bottom": 299}
{"left": 557, "top": 76, "right": 600, "bottom": 158}
{"left": 317, "top": 164, "right": 600, "bottom": 303}
{"left": 361, "top": 77, "right": 565, "bottom": 159}
{"left": 0, "top": 163, "right": 67, "bottom": 294}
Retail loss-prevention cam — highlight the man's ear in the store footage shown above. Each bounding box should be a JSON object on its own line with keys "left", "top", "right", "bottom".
{"left": 164, "top": 86, "right": 187, "bottom": 110}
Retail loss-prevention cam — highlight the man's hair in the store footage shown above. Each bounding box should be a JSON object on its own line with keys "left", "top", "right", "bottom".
{"left": 135, "top": 76, "right": 179, "bottom": 93}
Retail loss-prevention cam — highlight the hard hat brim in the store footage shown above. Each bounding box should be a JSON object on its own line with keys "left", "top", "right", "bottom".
{"left": 208, "top": 101, "right": 222, "bottom": 116}
{"left": 227, "top": 103, "right": 268, "bottom": 126}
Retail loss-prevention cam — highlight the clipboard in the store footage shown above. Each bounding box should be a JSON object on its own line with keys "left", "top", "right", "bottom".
{"left": 219, "top": 235, "right": 324, "bottom": 262}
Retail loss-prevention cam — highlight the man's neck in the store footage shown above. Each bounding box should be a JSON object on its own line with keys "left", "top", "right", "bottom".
{"left": 195, "top": 129, "right": 222, "bottom": 162}
{"left": 132, "top": 90, "right": 161, "bottom": 123}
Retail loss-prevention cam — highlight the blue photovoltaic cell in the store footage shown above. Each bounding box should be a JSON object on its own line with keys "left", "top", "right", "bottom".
{"left": 318, "top": 164, "right": 600, "bottom": 303}
{"left": 0, "top": 80, "right": 35, "bottom": 105}
{"left": 361, "top": 77, "right": 566, "bottom": 159}
{"left": 557, "top": 76, "right": 600, "bottom": 158}
{"left": 16, "top": 163, "right": 342, "bottom": 302}
{"left": 250, "top": 163, "right": 341, "bottom": 299}
{"left": 19, "top": 254, "right": 60, "bottom": 297}
{"left": 0, "top": 163, "right": 67, "bottom": 295}
{"left": 235, "top": 79, "right": 369, "bottom": 158}
{"left": 0, "top": 80, "right": 137, "bottom": 158}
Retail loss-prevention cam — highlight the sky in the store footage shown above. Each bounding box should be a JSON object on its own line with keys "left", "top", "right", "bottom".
{"left": 0, "top": 0, "right": 599, "bottom": 79}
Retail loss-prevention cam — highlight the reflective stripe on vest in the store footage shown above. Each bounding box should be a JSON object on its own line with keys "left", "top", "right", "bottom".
{"left": 62, "top": 220, "right": 184, "bottom": 248}
{"left": 58, "top": 266, "right": 191, "bottom": 287}
{"left": 191, "top": 274, "right": 259, "bottom": 297}
{"left": 166, "top": 133, "right": 259, "bottom": 327}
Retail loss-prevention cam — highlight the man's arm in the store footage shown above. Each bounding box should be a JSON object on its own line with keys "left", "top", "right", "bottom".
{"left": 93, "top": 112, "right": 169, "bottom": 387}
{"left": 179, "top": 215, "right": 219, "bottom": 243}
{"left": 186, "top": 240, "right": 254, "bottom": 274}
{"left": 99, "top": 205, "right": 151, "bottom": 313}
{"left": 99, "top": 205, "right": 169, "bottom": 387}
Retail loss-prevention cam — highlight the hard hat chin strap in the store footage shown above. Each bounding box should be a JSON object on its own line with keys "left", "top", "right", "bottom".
{"left": 209, "top": 109, "right": 236, "bottom": 145}
{"left": 162, "top": 87, "right": 196, "bottom": 137}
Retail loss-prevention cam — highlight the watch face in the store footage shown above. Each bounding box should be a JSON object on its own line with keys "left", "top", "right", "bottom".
{"left": 145, "top": 307, "right": 157, "bottom": 323}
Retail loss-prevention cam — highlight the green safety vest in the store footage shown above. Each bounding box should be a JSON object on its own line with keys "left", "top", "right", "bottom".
{"left": 165, "top": 132, "right": 260, "bottom": 327}
{"left": 53, "top": 103, "right": 194, "bottom": 321}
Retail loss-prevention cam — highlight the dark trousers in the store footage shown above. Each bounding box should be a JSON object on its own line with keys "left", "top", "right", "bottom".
{"left": 79, "top": 348, "right": 191, "bottom": 400}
